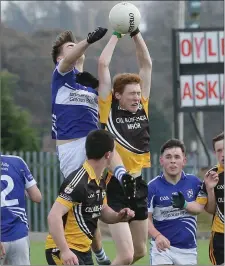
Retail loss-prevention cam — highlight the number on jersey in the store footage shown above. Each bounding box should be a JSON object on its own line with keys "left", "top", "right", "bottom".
{"left": 1, "top": 175, "right": 19, "bottom": 207}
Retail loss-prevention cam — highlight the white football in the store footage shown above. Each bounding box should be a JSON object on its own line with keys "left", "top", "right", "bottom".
{"left": 109, "top": 2, "right": 141, "bottom": 34}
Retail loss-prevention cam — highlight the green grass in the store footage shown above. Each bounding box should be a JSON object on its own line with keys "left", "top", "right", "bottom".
{"left": 31, "top": 239, "right": 210, "bottom": 265}
{"left": 197, "top": 211, "right": 213, "bottom": 232}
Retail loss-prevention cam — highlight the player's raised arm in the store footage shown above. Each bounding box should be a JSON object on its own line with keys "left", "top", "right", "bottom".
{"left": 131, "top": 28, "right": 152, "bottom": 99}
{"left": 58, "top": 39, "right": 89, "bottom": 73}
{"left": 57, "top": 27, "right": 107, "bottom": 74}
{"left": 98, "top": 34, "right": 120, "bottom": 100}
{"left": 75, "top": 54, "right": 85, "bottom": 72}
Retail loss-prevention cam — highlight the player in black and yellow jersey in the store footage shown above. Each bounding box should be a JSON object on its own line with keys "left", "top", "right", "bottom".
{"left": 98, "top": 28, "right": 152, "bottom": 265}
{"left": 196, "top": 132, "right": 224, "bottom": 265}
{"left": 171, "top": 132, "right": 224, "bottom": 265}
{"left": 45, "top": 129, "right": 135, "bottom": 265}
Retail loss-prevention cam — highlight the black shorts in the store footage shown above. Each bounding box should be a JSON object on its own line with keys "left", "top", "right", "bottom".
{"left": 107, "top": 175, "right": 148, "bottom": 221}
{"left": 45, "top": 248, "right": 94, "bottom": 265}
{"left": 209, "top": 232, "right": 224, "bottom": 265}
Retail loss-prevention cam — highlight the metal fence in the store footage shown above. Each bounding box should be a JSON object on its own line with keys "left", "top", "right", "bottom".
{"left": 2, "top": 151, "right": 211, "bottom": 232}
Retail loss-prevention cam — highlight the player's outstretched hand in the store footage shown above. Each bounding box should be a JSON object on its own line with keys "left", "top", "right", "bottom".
{"left": 204, "top": 170, "right": 219, "bottom": 189}
{"left": 121, "top": 173, "right": 136, "bottom": 200}
{"left": 61, "top": 249, "right": 79, "bottom": 265}
{"left": 117, "top": 208, "right": 135, "bottom": 222}
{"left": 87, "top": 27, "right": 108, "bottom": 44}
{"left": 112, "top": 31, "right": 126, "bottom": 39}
{"left": 155, "top": 234, "right": 170, "bottom": 252}
{"left": 171, "top": 191, "right": 186, "bottom": 209}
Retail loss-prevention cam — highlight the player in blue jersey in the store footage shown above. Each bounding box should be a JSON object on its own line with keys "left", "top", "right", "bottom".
{"left": 51, "top": 28, "right": 108, "bottom": 177}
{"left": 172, "top": 132, "right": 224, "bottom": 265}
{"left": 147, "top": 139, "right": 202, "bottom": 265}
{"left": 50, "top": 28, "right": 135, "bottom": 264}
{"left": 1, "top": 154, "right": 42, "bottom": 265}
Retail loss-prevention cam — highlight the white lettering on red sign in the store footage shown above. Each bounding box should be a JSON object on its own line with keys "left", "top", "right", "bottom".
{"left": 180, "top": 74, "right": 224, "bottom": 107}
{"left": 179, "top": 31, "right": 224, "bottom": 64}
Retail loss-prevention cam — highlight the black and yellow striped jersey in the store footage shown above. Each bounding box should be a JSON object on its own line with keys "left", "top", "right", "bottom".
{"left": 99, "top": 93, "right": 150, "bottom": 174}
{"left": 45, "top": 161, "right": 106, "bottom": 252}
{"left": 196, "top": 164, "right": 224, "bottom": 233}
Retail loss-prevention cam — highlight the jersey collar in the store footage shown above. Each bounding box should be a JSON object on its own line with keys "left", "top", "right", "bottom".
{"left": 83, "top": 161, "right": 97, "bottom": 180}
{"left": 160, "top": 170, "right": 187, "bottom": 183}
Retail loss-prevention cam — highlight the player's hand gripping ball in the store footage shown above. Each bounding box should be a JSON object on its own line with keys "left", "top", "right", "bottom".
{"left": 109, "top": 2, "right": 141, "bottom": 34}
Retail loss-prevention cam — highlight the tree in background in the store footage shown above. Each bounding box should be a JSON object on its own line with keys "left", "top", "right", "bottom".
{"left": 1, "top": 70, "right": 40, "bottom": 151}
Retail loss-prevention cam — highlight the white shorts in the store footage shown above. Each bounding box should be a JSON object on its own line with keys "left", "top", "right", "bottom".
{"left": 57, "top": 137, "right": 86, "bottom": 178}
{"left": 1, "top": 236, "right": 30, "bottom": 265}
{"left": 150, "top": 240, "right": 197, "bottom": 265}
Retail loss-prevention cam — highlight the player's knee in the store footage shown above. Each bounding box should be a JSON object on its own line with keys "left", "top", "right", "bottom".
{"left": 118, "top": 250, "right": 134, "bottom": 265}
{"left": 120, "top": 254, "right": 133, "bottom": 265}
{"left": 134, "top": 244, "right": 147, "bottom": 261}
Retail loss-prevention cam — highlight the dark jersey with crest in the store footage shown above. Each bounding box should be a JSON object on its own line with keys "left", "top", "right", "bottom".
{"left": 45, "top": 161, "right": 106, "bottom": 252}
{"left": 99, "top": 93, "right": 150, "bottom": 174}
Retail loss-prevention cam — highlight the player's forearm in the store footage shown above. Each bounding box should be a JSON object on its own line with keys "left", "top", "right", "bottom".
{"left": 98, "top": 35, "right": 118, "bottom": 67}
{"left": 148, "top": 218, "right": 161, "bottom": 239}
{"left": 109, "top": 149, "right": 124, "bottom": 173}
{"left": 48, "top": 214, "right": 69, "bottom": 252}
{"left": 185, "top": 201, "right": 205, "bottom": 215}
{"left": 64, "top": 39, "right": 89, "bottom": 66}
{"left": 26, "top": 185, "right": 42, "bottom": 203}
{"left": 204, "top": 188, "right": 216, "bottom": 214}
{"left": 100, "top": 205, "right": 120, "bottom": 224}
{"left": 133, "top": 33, "right": 152, "bottom": 69}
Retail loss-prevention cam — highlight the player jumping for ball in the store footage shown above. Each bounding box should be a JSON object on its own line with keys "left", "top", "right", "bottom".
{"left": 98, "top": 26, "right": 152, "bottom": 264}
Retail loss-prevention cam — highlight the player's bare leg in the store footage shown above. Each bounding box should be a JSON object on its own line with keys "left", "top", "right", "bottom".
{"left": 130, "top": 219, "right": 148, "bottom": 263}
{"left": 92, "top": 225, "right": 111, "bottom": 265}
{"left": 109, "top": 222, "right": 134, "bottom": 265}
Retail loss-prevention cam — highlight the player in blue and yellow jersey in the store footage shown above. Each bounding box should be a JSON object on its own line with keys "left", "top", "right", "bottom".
{"left": 148, "top": 139, "right": 202, "bottom": 265}
{"left": 1, "top": 155, "right": 42, "bottom": 265}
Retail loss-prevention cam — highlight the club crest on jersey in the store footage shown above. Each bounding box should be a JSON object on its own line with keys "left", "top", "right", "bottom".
{"left": 64, "top": 186, "right": 74, "bottom": 194}
{"left": 187, "top": 189, "right": 193, "bottom": 198}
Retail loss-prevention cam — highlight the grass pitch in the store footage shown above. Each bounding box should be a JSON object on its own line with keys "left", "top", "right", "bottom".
{"left": 30, "top": 239, "right": 210, "bottom": 265}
